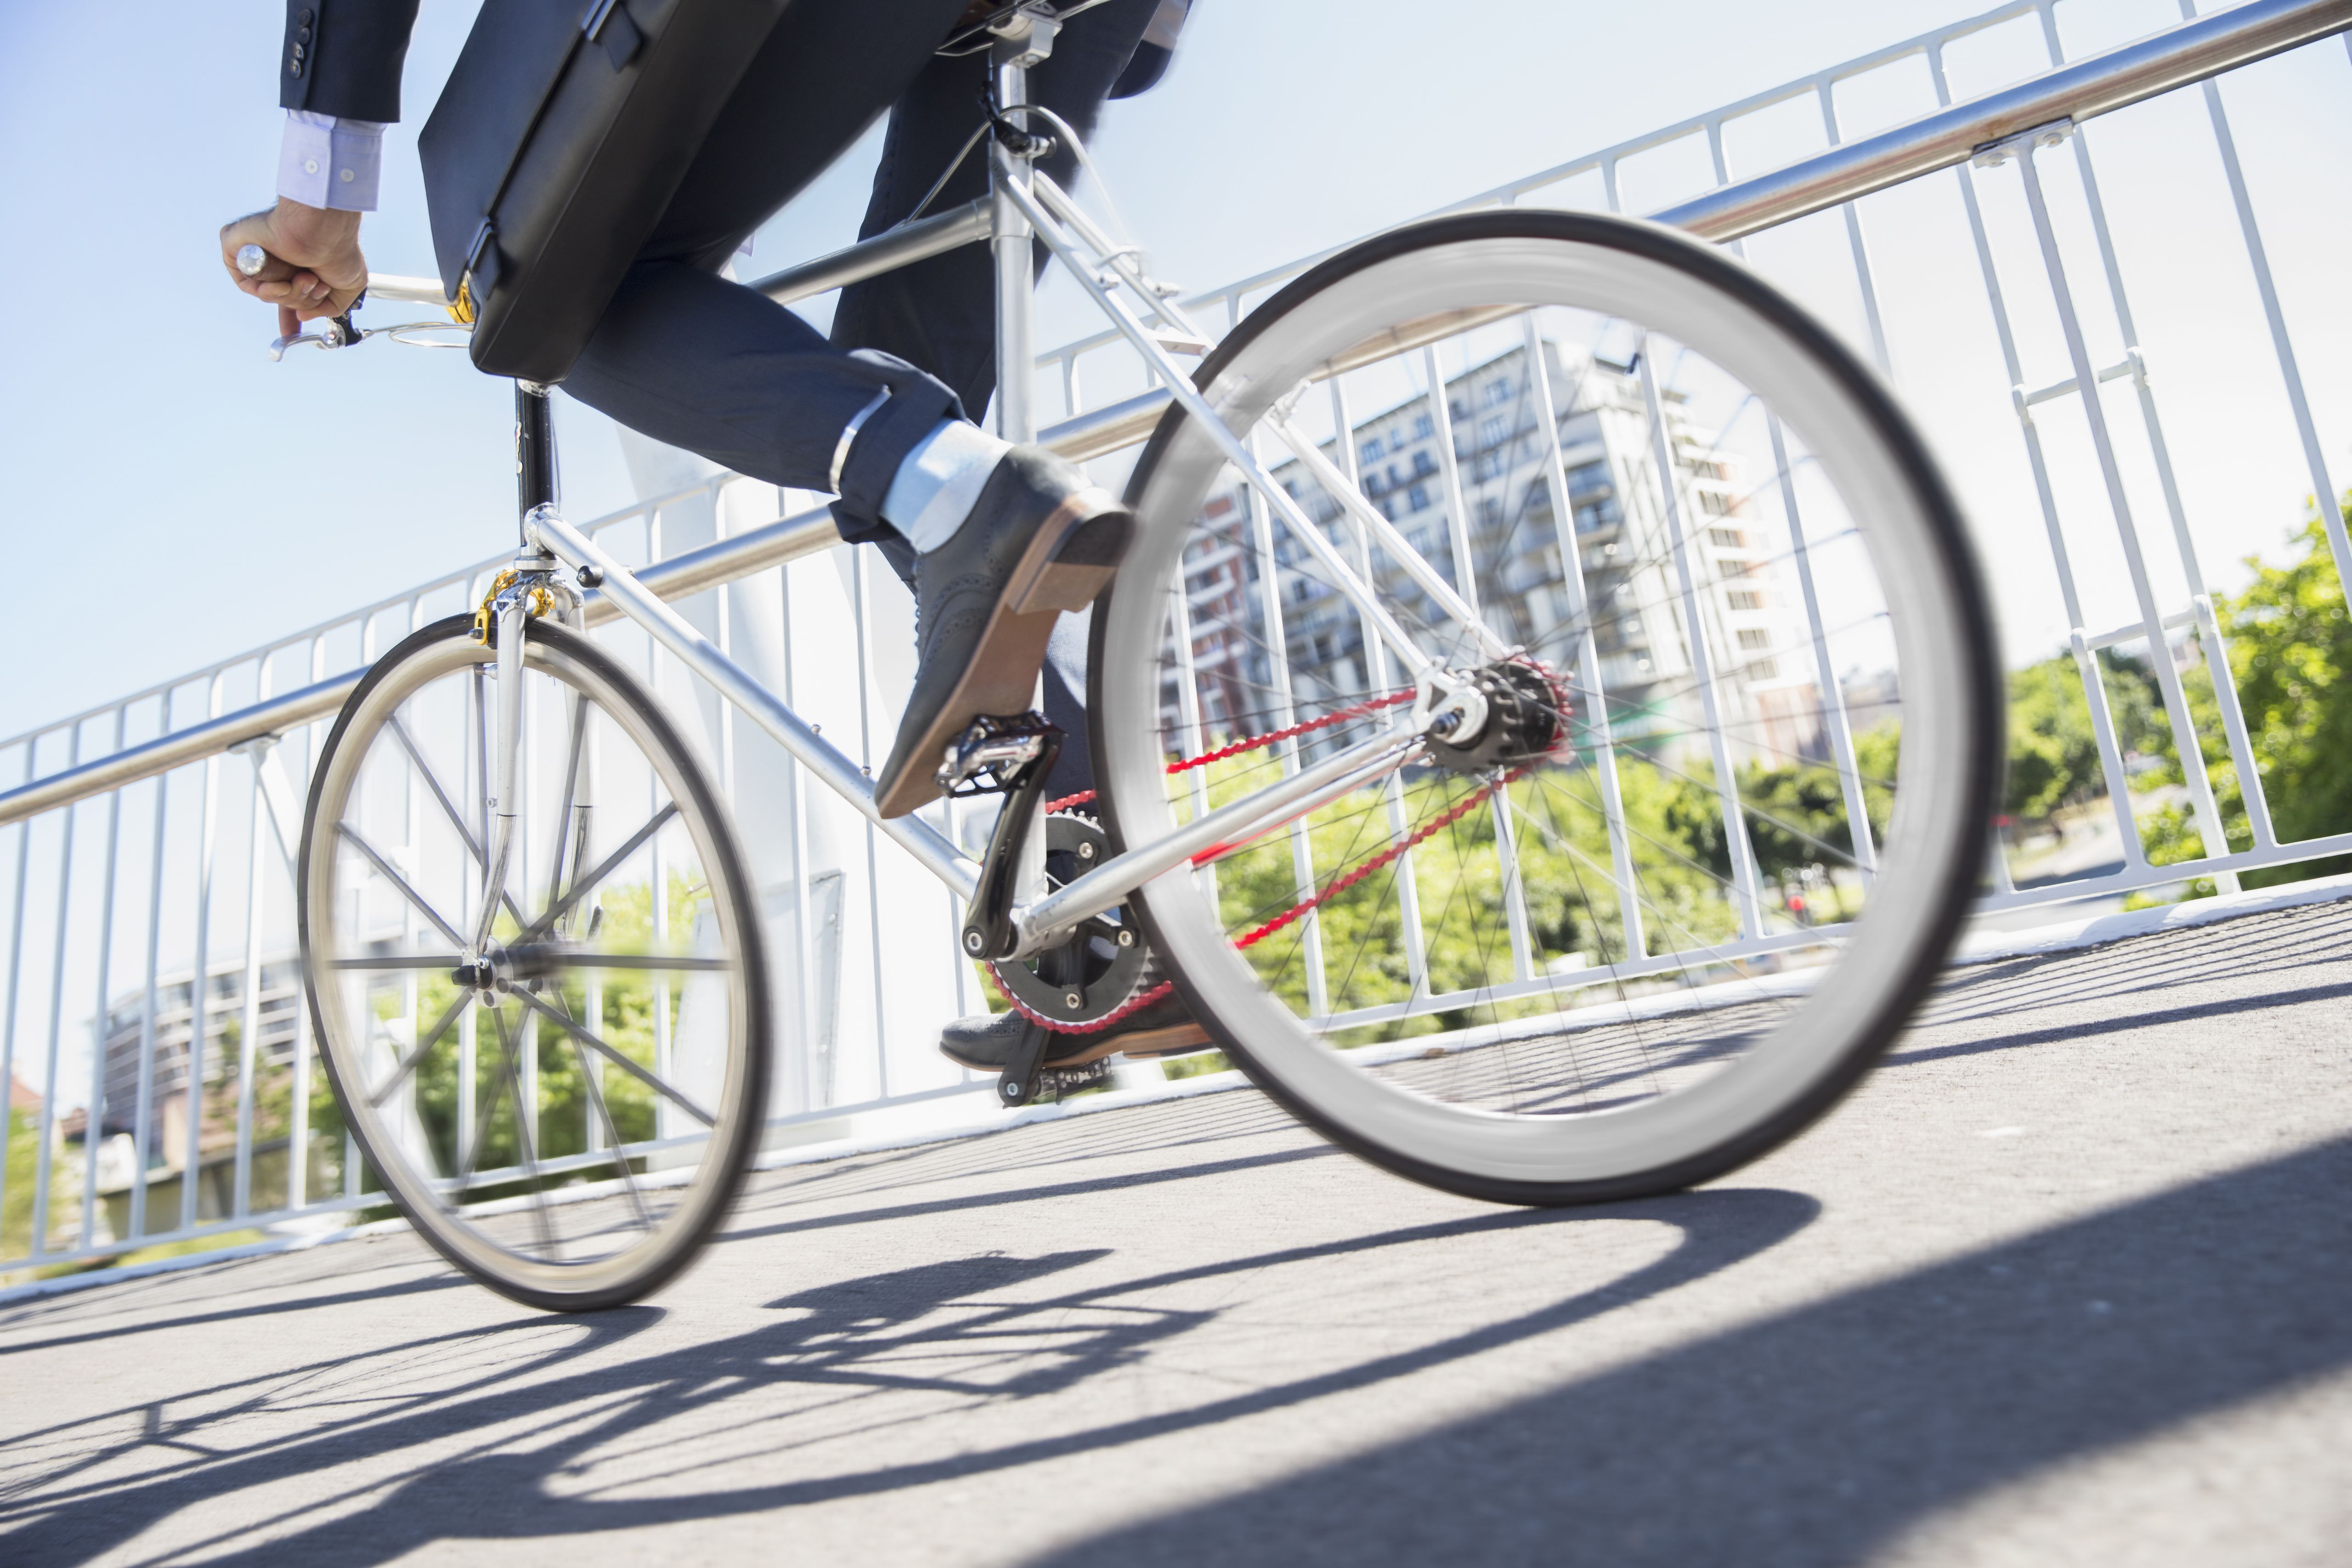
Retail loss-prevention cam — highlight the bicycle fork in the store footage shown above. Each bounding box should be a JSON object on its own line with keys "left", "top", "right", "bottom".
{"left": 469, "top": 384, "right": 585, "bottom": 968}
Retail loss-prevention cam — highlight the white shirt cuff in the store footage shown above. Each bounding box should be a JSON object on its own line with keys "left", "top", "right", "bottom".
{"left": 277, "top": 110, "right": 386, "bottom": 213}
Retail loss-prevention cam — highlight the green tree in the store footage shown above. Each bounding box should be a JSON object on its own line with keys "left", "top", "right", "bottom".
{"left": 2139, "top": 504, "right": 2352, "bottom": 884}
{"left": 2001, "top": 650, "right": 2161, "bottom": 823}
{"left": 3, "top": 1109, "right": 33, "bottom": 1260}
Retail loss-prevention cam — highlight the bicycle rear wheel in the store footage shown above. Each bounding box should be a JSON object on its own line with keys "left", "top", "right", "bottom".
{"left": 1092, "top": 210, "right": 1999, "bottom": 1203}
{"left": 299, "top": 613, "right": 769, "bottom": 1309}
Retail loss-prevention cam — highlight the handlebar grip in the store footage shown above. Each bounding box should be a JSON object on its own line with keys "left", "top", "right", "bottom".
{"left": 235, "top": 243, "right": 268, "bottom": 278}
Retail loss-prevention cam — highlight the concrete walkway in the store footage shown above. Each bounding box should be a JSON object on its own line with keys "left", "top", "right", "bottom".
{"left": 5, "top": 900, "right": 2350, "bottom": 1566}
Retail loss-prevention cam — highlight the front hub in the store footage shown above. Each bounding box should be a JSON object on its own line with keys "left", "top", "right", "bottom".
{"left": 1425, "top": 661, "right": 1566, "bottom": 776}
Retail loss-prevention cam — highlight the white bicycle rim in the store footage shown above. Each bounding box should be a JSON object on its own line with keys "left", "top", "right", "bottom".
{"left": 1097, "top": 222, "right": 1990, "bottom": 1194}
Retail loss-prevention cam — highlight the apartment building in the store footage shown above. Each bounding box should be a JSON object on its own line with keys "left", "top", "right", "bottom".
{"left": 1172, "top": 337, "right": 1825, "bottom": 771}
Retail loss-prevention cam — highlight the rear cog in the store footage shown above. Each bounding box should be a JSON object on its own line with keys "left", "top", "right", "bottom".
{"left": 1425, "top": 660, "right": 1566, "bottom": 776}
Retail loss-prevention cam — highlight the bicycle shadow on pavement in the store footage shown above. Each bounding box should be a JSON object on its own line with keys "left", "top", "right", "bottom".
{"left": 1029, "top": 1132, "right": 2352, "bottom": 1567}
{"left": 0, "top": 1189, "right": 1814, "bottom": 1565}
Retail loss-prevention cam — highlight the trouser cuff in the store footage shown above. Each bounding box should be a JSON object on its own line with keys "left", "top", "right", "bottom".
{"left": 831, "top": 350, "right": 963, "bottom": 545}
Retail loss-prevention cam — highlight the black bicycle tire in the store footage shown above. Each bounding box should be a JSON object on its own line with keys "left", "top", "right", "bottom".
{"left": 297, "top": 612, "right": 772, "bottom": 1309}
{"left": 1092, "top": 207, "right": 2001, "bottom": 1206}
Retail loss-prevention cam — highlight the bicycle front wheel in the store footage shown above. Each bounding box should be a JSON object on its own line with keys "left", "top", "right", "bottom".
{"left": 299, "top": 613, "right": 769, "bottom": 1309}
{"left": 1093, "top": 210, "right": 1999, "bottom": 1203}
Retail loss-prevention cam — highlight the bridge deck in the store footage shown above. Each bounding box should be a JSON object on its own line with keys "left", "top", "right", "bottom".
{"left": 5, "top": 900, "right": 2349, "bottom": 1565}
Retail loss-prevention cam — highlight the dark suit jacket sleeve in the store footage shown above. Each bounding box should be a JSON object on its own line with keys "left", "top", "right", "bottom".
{"left": 278, "top": 0, "right": 423, "bottom": 122}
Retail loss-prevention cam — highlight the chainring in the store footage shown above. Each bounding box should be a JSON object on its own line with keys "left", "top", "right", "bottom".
{"left": 989, "top": 811, "right": 1153, "bottom": 1027}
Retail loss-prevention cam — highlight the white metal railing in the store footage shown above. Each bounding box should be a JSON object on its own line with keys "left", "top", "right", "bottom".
{"left": 5, "top": 0, "right": 2346, "bottom": 1277}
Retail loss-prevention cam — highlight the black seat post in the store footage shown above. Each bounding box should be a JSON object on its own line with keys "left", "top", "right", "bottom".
{"left": 514, "top": 380, "right": 557, "bottom": 538}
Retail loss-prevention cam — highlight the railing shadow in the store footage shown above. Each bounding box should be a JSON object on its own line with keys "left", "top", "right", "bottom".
{"left": 0, "top": 1189, "right": 1815, "bottom": 1565}
{"left": 1029, "top": 1133, "right": 2352, "bottom": 1566}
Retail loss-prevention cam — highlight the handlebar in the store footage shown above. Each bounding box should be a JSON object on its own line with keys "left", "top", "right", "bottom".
{"left": 240, "top": 243, "right": 468, "bottom": 361}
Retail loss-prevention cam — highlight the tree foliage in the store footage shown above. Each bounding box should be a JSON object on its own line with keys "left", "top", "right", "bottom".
{"left": 2001, "top": 651, "right": 2161, "bottom": 822}
{"left": 2140, "top": 507, "right": 2352, "bottom": 883}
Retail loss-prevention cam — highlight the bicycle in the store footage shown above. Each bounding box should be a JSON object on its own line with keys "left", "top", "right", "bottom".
{"left": 270, "top": 2, "right": 2000, "bottom": 1311}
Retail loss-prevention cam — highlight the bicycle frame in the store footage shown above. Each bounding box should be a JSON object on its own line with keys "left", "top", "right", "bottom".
{"left": 486, "top": 7, "right": 1497, "bottom": 966}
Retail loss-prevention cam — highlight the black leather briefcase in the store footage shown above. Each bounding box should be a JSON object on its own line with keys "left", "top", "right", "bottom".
{"left": 420, "top": 0, "right": 792, "bottom": 384}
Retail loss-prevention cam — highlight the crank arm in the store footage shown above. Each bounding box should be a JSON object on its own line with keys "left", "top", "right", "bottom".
{"left": 959, "top": 720, "right": 1064, "bottom": 962}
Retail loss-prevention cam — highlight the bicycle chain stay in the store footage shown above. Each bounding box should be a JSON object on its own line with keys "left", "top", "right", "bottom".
{"left": 994, "top": 677, "right": 1550, "bottom": 1038}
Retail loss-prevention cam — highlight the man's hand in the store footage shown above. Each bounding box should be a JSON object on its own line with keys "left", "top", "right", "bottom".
{"left": 220, "top": 199, "right": 368, "bottom": 339}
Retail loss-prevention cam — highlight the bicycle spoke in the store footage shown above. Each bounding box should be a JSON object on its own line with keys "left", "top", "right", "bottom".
{"left": 486, "top": 1005, "right": 560, "bottom": 1258}
{"left": 545, "top": 689, "right": 590, "bottom": 918}
{"left": 337, "top": 822, "right": 467, "bottom": 948}
{"left": 566, "top": 1022, "right": 654, "bottom": 1233}
{"left": 522, "top": 951, "right": 732, "bottom": 973}
{"left": 365, "top": 989, "right": 471, "bottom": 1109}
{"left": 510, "top": 987, "right": 716, "bottom": 1127}
{"left": 388, "top": 713, "right": 530, "bottom": 929}
{"left": 522, "top": 803, "right": 678, "bottom": 945}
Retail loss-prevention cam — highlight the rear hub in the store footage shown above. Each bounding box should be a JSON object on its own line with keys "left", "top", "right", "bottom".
{"left": 1425, "top": 660, "right": 1565, "bottom": 776}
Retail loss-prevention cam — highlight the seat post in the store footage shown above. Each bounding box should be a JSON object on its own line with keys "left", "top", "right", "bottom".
{"left": 989, "top": 17, "right": 1055, "bottom": 445}
{"left": 514, "top": 380, "right": 557, "bottom": 540}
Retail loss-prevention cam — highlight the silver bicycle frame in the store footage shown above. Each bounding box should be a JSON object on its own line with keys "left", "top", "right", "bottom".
{"left": 504, "top": 6, "right": 1478, "bottom": 962}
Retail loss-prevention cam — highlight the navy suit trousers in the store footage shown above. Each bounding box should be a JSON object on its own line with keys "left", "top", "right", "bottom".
{"left": 558, "top": 0, "right": 1158, "bottom": 801}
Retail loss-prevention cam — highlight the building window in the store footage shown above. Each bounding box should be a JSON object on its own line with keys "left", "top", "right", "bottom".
{"left": 1727, "top": 589, "right": 1767, "bottom": 610}
{"left": 1477, "top": 497, "right": 1504, "bottom": 531}
{"left": 1746, "top": 658, "right": 1779, "bottom": 680}
{"left": 1406, "top": 483, "right": 1431, "bottom": 512}
{"left": 1477, "top": 414, "right": 1511, "bottom": 450}
{"left": 1413, "top": 413, "right": 1434, "bottom": 441}
{"left": 1291, "top": 575, "right": 1315, "bottom": 604}
{"left": 1359, "top": 438, "right": 1385, "bottom": 467}
{"left": 1482, "top": 379, "right": 1515, "bottom": 407}
{"left": 1412, "top": 449, "right": 1436, "bottom": 477}
{"left": 1708, "top": 527, "right": 1747, "bottom": 549}
{"left": 1736, "top": 628, "right": 1772, "bottom": 650}
{"left": 1696, "top": 488, "right": 1733, "bottom": 516}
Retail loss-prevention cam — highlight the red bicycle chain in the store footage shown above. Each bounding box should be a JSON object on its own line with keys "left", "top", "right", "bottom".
{"left": 1233, "top": 764, "right": 1528, "bottom": 951}
{"left": 1040, "top": 688, "right": 1416, "bottom": 817}
{"left": 989, "top": 974, "right": 1177, "bottom": 1035}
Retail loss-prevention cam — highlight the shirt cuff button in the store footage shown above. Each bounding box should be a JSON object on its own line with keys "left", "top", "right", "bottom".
{"left": 340, "top": 169, "right": 356, "bottom": 183}
{"left": 304, "top": 159, "right": 320, "bottom": 175}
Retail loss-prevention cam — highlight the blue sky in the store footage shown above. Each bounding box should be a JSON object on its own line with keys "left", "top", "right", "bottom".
{"left": 2, "top": 0, "right": 2348, "bottom": 740}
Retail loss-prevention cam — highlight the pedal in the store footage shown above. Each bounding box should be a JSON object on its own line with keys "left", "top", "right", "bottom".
{"left": 1032, "top": 1059, "right": 1114, "bottom": 1103}
{"left": 936, "top": 711, "right": 1059, "bottom": 798}
{"left": 957, "top": 716, "right": 1063, "bottom": 962}
{"left": 996, "top": 1021, "right": 1113, "bottom": 1109}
